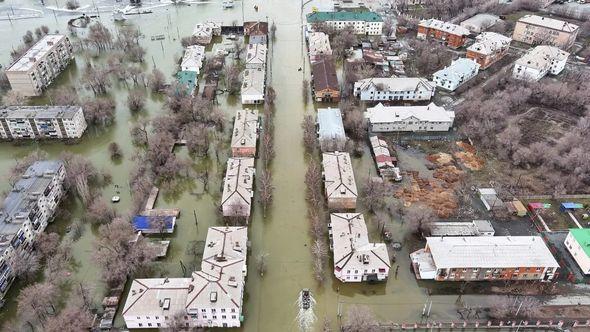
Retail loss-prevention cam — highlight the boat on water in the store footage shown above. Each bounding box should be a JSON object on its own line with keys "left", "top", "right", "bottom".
{"left": 111, "top": 195, "right": 121, "bottom": 203}
{"left": 222, "top": 0, "right": 234, "bottom": 8}
{"left": 112, "top": 8, "right": 126, "bottom": 21}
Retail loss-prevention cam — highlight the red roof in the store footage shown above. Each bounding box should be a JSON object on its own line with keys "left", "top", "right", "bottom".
{"left": 375, "top": 155, "right": 394, "bottom": 163}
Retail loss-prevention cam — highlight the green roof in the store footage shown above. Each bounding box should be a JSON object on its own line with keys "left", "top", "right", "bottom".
{"left": 176, "top": 70, "right": 197, "bottom": 93}
{"left": 307, "top": 11, "right": 382, "bottom": 23}
{"left": 570, "top": 228, "right": 590, "bottom": 257}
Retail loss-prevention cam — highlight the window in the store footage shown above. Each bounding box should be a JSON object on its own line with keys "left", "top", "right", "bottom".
{"left": 221, "top": 309, "right": 226, "bottom": 313}
{"left": 213, "top": 315, "right": 217, "bottom": 319}
{"left": 232, "top": 315, "right": 237, "bottom": 319}
{"left": 231, "top": 309, "right": 236, "bottom": 313}
{"left": 148, "top": 323, "right": 152, "bottom": 327}
{"left": 139, "top": 323, "right": 143, "bottom": 327}
{"left": 222, "top": 315, "right": 227, "bottom": 319}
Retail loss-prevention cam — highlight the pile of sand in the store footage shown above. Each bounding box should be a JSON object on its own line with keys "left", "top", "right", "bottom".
{"left": 454, "top": 142, "right": 484, "bottom": 170}
{"left": 426, "top": 152, "right": 453, "bottom": 165}
{"left": 433, "top": 165, "right": 463, "bottom": 184}
{"left": 395, "top": 171, "right": 459, "bottom": 218}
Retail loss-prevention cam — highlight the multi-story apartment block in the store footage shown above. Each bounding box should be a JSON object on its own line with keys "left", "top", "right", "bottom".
{"left": 307, "top": 32, "right": 332, "bottom": 63}
{"left": 245, "top": 43, "right": 267, "bottom": 69}
{"left": 0, "top": 106, "right": 87, "bottom": 140}
{"left": 221, "top": 158, "right": 255, "bottom": 219}
{"left": 192, "top": 22, "right": 222, "bottom": 45}
{"left": 411, "top": 236, "right": 559, "bottom": 281}
{"left": 241, "top": 68, "right": 266, "bottom": 104}
{"left": 231, "top": 109, "right": 259, "bottom": 158}
{"left": 365, "top": 103, "right": 455, "bottom": 132}
{"left": 322, "top": 152, "right": 358, "bottom": 210}
{"left": 181, "top": 45, "right": 206, "bottom": 74}
{"left": 5, "top": 34, "right": 74, "bottom": 96}
{"left": 329, "top": 213, "right": 390, "bottom": 282}
{"left": 123, "top": 226, "right": 248, "bottom": 329}
{"left": 512, "top": 15, "right": 579, "bottom": 50}
{"left": 512, "top": 45, "right": 569, "bottom": 81}
{"left": 433, "top": 58, "right": 480, "bottom": 91}
{"left": 417, "top": 19, "right": 470, "bottom": 48}
{"left": 306, "top": 11, "right": 383, "bottom": 35}
{"left": 564, "top": 228, "right": 590, "bottom": 275}
{"left": 466, "top": 32, "right": 512, "bottom": 69}
{"left": 317, "top": 108, "right": 346, "bottom": 152}
{"left": 0, "top": 161, "right": 65, "bottom": 299}
{"left": 353, "top": 77, "right": 435, "bottom": 102}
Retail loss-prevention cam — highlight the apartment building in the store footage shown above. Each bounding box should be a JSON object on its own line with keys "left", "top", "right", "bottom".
{"left": 307, "top": 32, "right": 332, "bottom": 63}
{"left": 5, "top": 34, "right": 74, "bottom": 96}
{"left": 311, "top": 56, "right": 340, "bottom": 102}
{"left": 564, "top": 228, "right": 590, "bottom": 275}
{"left": 123, "top": 226, "right": 248, "bottom": 329}
{"left": 306, "top": 11, "right": 383, "bottom": 35}
{"left": 417, "top": 19, "right": 470, "bottom": 48}
{"left": 231, "top": 109, "right": 259, "bottom": 158}
{"left": 181, "top": 45, "right": 206, "bottom": 74}
{"left": 427, "top": 220, "right": 495, "bottom": 237}
{"left": 411, "top": 236, "right": 559, "bottom": 281}
{"left": 0, "top": 161, "right": 66, "bottom": 299}
{"left": 460, "top": 13, "right": 500, "bottom": 33}
{"left": 512, "top": 15, "right": 579, "bottom": 50}
{"left": 241, "top": 68, "right": 266, "bottom": 104}
{"left": 192, "top": 22, "right": 221, "bottom": 45}
{"left": 221, "top": 158, "right": 255, "bottom": 219}
{"left": 322, "top": 152, "right": 358, "bottom": 210}
{"left": 433, "top": 58, "right": 480, "bottom": 91}
{"left": 512, "top": 45, "right": 569, "bottom": 81}
{"left": 0, "top": 106, "right": 87, "bottom": 139}
{"left": 329, "top": 213, "right": 390, "bottom": 282}
{"left": 245, "top": 43, "right": 267, "bottom": 69}
{"left": 317, "top": 108, "right": 346, "bottom": 152}
{"left": 466, "top": 32, "right": 512, "bottom": 69}
{"left": 365, "top": 103, "right": 455, "bottom": 132}
{"left": 353, "top": 77, "right": 435, "bottom": 102}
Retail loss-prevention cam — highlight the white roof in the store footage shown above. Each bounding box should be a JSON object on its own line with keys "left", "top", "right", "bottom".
{"left": 221, "top": 158, "right": 255, "bottom": 215}
{"left": 366, "top": 102, "right": 454, "bottom": 124}
{"left": 245, "top": 43, "right": 267, "bottom": 66}
{"left": 515, "top": 45, "right": 569, "bottom": 70}
{"left": 231, "top": 109, "right": 259, "bottom": 151}
{"left": 181, "top": 45, "right": 206, "bottom": 73}
{"left": 433, "top": 58, "right": 480, "bottom": 82}
{"left": 241, "top": 68, "right": 266, "bottom": 98}
{"left": 355, "top": 77, "right": 434, "bottom": 93}
{"left": 428, "top": 220, "right": 495, "bottom": 237}
{"left": 7, "top": 34, "right": 68, "bottom": 72}
{"left": 467, "top": 32, "right": 512, "bottom": 55}
{"left": 317, "top": 108, "right": 345, "bottom": 141}
{"left": 518, "top": 14, "right": 579, "bottom": 33}
{"left": 122, "top": 277, "right": 192, "bottom": 317}
{"left": 426, "top": 236, "right": 560, "bottom": 269}
{"left": 330, "top": 213, "right": 390, "bottom": 272}
{"left": 308, "top": 32, "right": 332, "bottom": 57}
{"left": 419, "top": 19, "right": 470, "bottom": 36}
{"left": 322, "top": 152, "right": 358, "bottom": 200}
{"left": 461, "top": 13, "right": 500, "bottom": 31}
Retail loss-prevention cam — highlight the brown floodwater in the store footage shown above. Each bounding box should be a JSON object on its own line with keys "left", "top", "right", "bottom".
{"left": 0, "top": 0, "right": 474, "bottom": 330}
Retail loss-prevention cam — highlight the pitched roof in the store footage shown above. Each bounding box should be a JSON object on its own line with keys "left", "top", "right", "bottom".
{"left": 307, "top": 11, "right": 382, "bottom": 23}
{"left": 181, "top": 45, "right": 206, "bottom": 73}
{"left": 366, "top": 103, "right": 454, "bottom": 124}
{"left": 221, "top": 158, "right": 255, "bottom": 214}
{"left": 245, "top": 43, "right": 267, "bottom": 66}
{"left": 312, "top": 56, "right": 339, "bottom": 91}
{"left": 231, "top": 109, "right": 259, "bottom": 151}
{"left": 569, "top": 228, "right": 590, "bottom": 258}
{"left": 515, "top": 45, "right": 569, "bottom": 70}
{"left": 518, "top": 14, "right": 579, "bottom": 33}
{"left": 419, "top": 19, "right": 470, "bottom": 36}
{"left": 241, "top": 68, "right": 266, "bottom": 98}
{"left": 467, "top": 32, "right": 512, "bottom": 55}
{"left": 317, "top": 108, "right": 345, "bottom": 141}
{"left": 425, "top": 236, "right": 559, "bottom": 269}
{"left": 355, "top": 77, "right": 434, "bottom": 93}
{"left": 244, "top": 21, "right": 269, "bottom": 36}
{"left": 433, "top": 58, "right": 480, "bottom": 82}
{"left": 322, "top": 152, "right": 357, "bottom": 200}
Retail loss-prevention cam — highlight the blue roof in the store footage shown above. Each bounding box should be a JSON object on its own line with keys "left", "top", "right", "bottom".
{"left": 561, "top": 202, "right": 583, "bottom": 209}
{"left": 133, "top": 215, "right": 175, "bottom": 232}
{"left": 434, "top": 58, "right": 479, "bottom": 81}
{"left": 317, "top": 108, "right": 345, "bottom": 140}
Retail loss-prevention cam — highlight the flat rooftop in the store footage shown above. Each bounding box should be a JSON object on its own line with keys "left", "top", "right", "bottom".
{"left": 0, "top": 106, "right": 82, "bottom": 120}
{"left": 7, "top": 34, "right": 67, "bottom": 72}
{"left": 518, "top": 14, "right": 579, "bottom": 33}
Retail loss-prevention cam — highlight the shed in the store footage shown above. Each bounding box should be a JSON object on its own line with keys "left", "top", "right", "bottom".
{"left": 506, "top": 199, "right": 527, "bottom": 217}
{"left": 561, "top": 202, "right": 584, "bottom": 212}
{"left": 528, "top": 202, "right": 551, "bottom": 211}
{"left": 132, "top": 215, "right": 176, "bottom": 234}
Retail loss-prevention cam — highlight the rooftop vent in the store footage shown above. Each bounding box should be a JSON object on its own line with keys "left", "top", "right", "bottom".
{"left": 210, "top": 291, "right": 218, "bottom": 303}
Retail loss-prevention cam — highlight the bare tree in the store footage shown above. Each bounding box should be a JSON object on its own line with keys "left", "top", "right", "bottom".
{"left": 16, "top": 282, "right": 58, "bottom": 327}
{"left": 301, "top": 114, "right": 317, "bottom": 154}
{"left": 9, "top": 249, "right": 40, "bottom": 282}
{"left": 60, "top": 152, "right": 102, "bottom": 205}
{"left": 127, "top": 88, "right": 146, "bottom": 112}
{"left": 49, "top": 86, "right": 79, "bottom": 106}
{"left": 259, "top": 170, "right": 274, "bottom": 217}
{"left": 34, "top": 232, "right": 60, "bottom": 260}
{"left": 359, "top": 178, "right": 389, "bottom": 214}
{"left": 108, "top": 142, "right": 123, "bottom": 160}
{"left": 342, "top": 107, "right": 366, "bottom": 141}
{"left": 86, "top": 196, "right": 117, "bottom": 225}
{"left": 44, "top": 304, "right": 93, "bottom": 332}
{"left": 82, "top": 96, "right": 116, "bottom": 126}
{"left": 342, "top": 305, "right": 379, "bottom": 332}
{"left": 270, "top": 22, "right": 277, "bottom": 40}
{"left": 148, "top": 68, "right": 167, "bottom": 92}
{"left": 404, "top": 204, "right": 436, "bottom": 237}
{"left": 85, "top": 22, "right": 113, "bottom": 51}
{"left": 7, "top": 150, "right": 49, "bottom": 185}
{"left": 65, "top": 0, "right": 80, "bottom": 9}
{"left": 115, "top": 26, "right": 145, "bottom": 63}
{"left": 81, "top": 63, "right": 112, "bottom": 95}
{"left": 0, "top": 69, "right": 11, "bottom": 91}
{"left": 185, "top": 124, "right": 210, "bottom": 156}
{"left": 2, "top": 90, "right": 27, "bottom": 106}
{"left": 223, "top": 64, "right": 241, "bottom": 94}
{"left": 130, "top": 118, "right": 150, "bottom": 146}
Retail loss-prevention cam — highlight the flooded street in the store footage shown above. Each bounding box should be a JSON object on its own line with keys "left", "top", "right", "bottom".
{"left": 0, "top": 0, "right": 467, "bottom": 330}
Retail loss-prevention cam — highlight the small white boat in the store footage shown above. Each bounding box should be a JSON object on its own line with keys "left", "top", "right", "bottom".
{"left": 222, "top": 0, "right": 234, "bottom": 8}
{"left": 112, "top": 8, "right": 127, "bottom": 21}
{"left": 111, "top": 195, "right": 121, "bottom": 203}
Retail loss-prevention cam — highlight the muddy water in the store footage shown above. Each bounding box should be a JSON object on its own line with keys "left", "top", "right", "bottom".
{"left": 0, "top": 0, "right": 469, "bottom": 329}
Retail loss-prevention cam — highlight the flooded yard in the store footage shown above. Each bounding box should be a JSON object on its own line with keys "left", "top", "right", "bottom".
{"left": 0, "top": 0, "right": 483, "bottom": 330}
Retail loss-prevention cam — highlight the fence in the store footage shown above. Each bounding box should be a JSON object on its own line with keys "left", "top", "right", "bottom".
{"left": 378, "top": 319, "right": 590, "bottom": 330}
{"left": 517, "top": 194, "right": 590, "bottom": 200}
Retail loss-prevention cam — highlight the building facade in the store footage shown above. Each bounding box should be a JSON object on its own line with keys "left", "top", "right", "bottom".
{"left": 411, "top": 236, "right": 559, "bottom": 281}
{"left": 306, "top": 11, "right": 383, "bottom": 35}
{"left": 417, "top": 19, "right": 470, "bottom": 48}
{"left": 0, "top": 106, "right": 87, "bottom": 139}
{"left": 322, "top": 152, "right": 358, "bottom": 210}
{"left": 512, "top": 45, "right": 569, "bottom": 81}
{"left": 564, "top": 229, "right": 590, "bottom": 275}
{"left": 365, "top": 103, "right": 455, "bottom": 132}
{"left": 123, "top": 226, "right": 248, "bottom": 329}
{"left": 231, "top": 109, "right": 259, "bottom": 157}
{"left": 0, "top": 161, "right": 65, "bottom": 299}
{"left": 329, "top": 213, "right": 390, "bottom": 282}
{"left": 466, "top": 32, "right": 512, "bottom": 69}
{"left": 311, "top": 56, "right": 340, "bottom": 103}
{"left": 221, "top": 158, "right": 255, "bottom": 219}
{"left": 512, "top": 15, "right": 579, "bottom": 50}
{"left": 433, "top": 58, "right": 480, "bottom": 91}
{"left": 353, "top": 77, "right": 435, "bottom": 102}
{"left": 5, "top": 34, "right": 74, "bottom": 96}
{"left": 317, "top": 108, "right": 346, "bottom": 152}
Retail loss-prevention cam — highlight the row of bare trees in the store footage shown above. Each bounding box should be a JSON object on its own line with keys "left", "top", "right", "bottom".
{"left": 258, "top": 86, "right": 276, "bottom": 219}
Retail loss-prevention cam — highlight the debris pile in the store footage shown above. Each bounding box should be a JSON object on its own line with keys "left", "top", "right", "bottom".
{"left": 454, "top": 141, "right": 484, "bottom": 170}
{"left": 395, "top": 171, "right": 458, "bottom": 218}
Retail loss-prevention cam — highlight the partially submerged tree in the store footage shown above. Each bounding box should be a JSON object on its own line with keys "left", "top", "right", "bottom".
{"left": 342, "top": 305, "right": 379, "bottom": 332}
{"left": 82, "top": 95, "right": 116, "bottom": 126}
{"left": 108, "top": 142, "right": 123, "bottom": 160}
{"left": 404, "top": 204, "right": 435, "bottom": 237}
{"left": 86, "top": 196, "right": 117, "bottom": 225}
{"left": 127, "top": 88, "right": 146, "bottom": 112}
